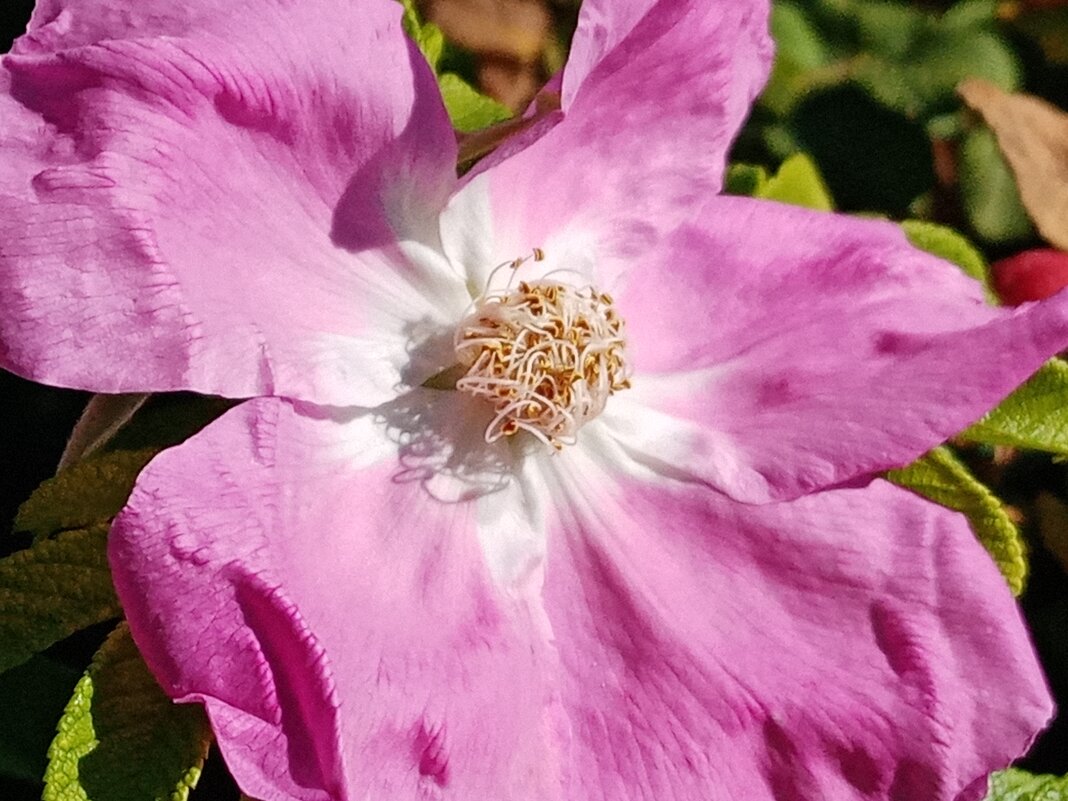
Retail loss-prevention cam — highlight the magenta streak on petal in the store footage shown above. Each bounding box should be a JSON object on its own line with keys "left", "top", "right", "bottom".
{"left": 607, "top": 195, "right": 1068, "bottom": 503}
{"left": 539, "top": 441, "right": 1051, "bottom": 801}
{"left": 110, "top": 397, "right": 567, "bottom": 801}
{"left": 111, "top": 392, "right": 1055, "bottom": 801}
{"left": 413, "top": 719, "right": 449, "bottom": 786}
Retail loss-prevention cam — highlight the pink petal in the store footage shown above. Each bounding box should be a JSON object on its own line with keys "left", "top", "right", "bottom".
{"left": 541, "top": 438, "right": 1052, "bottom": 801}
{"left": 110, "top": 396, "right": 562, "bottom": 801}
{"left": 14, "top": 0, "right": 230, "bottom": 53}
{"left": 442, "top": 0, "right": 772, "bottom": 279}
{"left": 113, "top": 396, "right": 1053, "bottom": 800}
{"left": 607, "top": 197, "right": 1068, "bottom": 502}
{"left": 0, "top": 0, "right": 467, "bottom": 405}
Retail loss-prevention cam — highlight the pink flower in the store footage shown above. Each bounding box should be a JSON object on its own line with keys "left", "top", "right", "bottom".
{"left": 1, "top": 1, "right": 1065, "bottom": 799}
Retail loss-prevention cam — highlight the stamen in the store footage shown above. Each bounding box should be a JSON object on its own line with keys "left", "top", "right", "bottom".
{"left": 454, "top": 251, "right": 631, "bottom": 449}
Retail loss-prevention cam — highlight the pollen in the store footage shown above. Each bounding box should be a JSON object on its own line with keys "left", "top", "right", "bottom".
{"left": 454, "top": 253, "right": 631, "bottom": 449}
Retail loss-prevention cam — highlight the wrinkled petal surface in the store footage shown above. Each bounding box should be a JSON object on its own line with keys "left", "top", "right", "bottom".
{"left": 601, "top": 197, "right": 1068, "bottom": 502}
{"left": 111, "top": 395, "right": 1052, "bottom": 801}
{"left": 441, "top": 0, "right": 772, "bottom": 288}
{"left": 538, "top": 433, "right": 1052, "bottom": 801}
{"left": 0, "top": 0, "right": 467, "bottom": 405}
{"left": 110, "top": 396, "right": 561, "bottom": 801}
{"left": 14, "top": 0, "right": 241, "bottom": 53}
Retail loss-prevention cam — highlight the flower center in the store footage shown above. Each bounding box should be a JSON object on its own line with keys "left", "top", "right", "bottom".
{"left": 454, "top": 266, "right": 631, "bottom": 449}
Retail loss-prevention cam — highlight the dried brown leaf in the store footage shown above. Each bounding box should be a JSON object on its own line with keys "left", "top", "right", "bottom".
{"left": 426, "top": 0, "right": 550, "bottom": 62}
{"left": 958, "top": 77, "right": 1068, "bottom": 250}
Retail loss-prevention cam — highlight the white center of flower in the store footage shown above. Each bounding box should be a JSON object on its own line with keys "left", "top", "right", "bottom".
{"left": 454, "top": 255, "right": 631, "bottom": 449}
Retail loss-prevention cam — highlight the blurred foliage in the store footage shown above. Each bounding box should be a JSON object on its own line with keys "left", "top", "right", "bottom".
{"left": 726, "top": 152, "right": 836, "bottom": 209}
{"left": 401, "top": 0, "right": 514, "bottom": 130}
{"left": 765, "top": 0, "right": 1021, "bottom": 122}
{"left": 732, "top": 0, "right": 1068, "bottom": 246}
{"left": 959, "top": 126, "right": 1035, "bottom": 242}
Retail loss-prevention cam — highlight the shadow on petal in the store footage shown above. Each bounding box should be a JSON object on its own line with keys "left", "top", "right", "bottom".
{"left": 372, "top": 386, "right": 516, "bottom": 504}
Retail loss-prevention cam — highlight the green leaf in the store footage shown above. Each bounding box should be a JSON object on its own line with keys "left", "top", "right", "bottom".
{"left": 773, "top": 1, "right": 832, "bottom": 70}
{"left": 396, "top": 0, "right": 510, "bottom": 134}
{"left": 0, "top": 527, "right": 120, "bottom": 674}
{"left": 926, "top": 110, "right": 965, "bottom": 140}
{"left": 439, "top": 73, "right": 513, "bottom": 134}
{"left": 865, "top": 54, "right": 936, "bottom": 117}
{"left": 14, "top": 394, "right": 235, "bottom": 543}
{"left": 852, "top": 0, "right": 924, "bottom": 59}
{"left": 984, "top": 768, "right": 1068, "bottom": 800}
{"left": 850, "top": 54, "right": 926, "bottom": 117}
{"left": 4, "top": 396, "right": 232, "bottom": 673}
{"left": 724, "top": 163, "right": 770, "bottom": 198}
{"left": 963, "top": 358, "right": 1068, "bottom": 455}
{"left": 0, "top": 655, "right": 81, "bottom": 781}
{"left": 959, "top": 126, "right": 1034, "bottom": 243}
{"left": 44, "top": 623, "right": 211, "bottom": 801}
{"left": 756, "top": 152, "right": 835, "bottom": 211}
{"left": 941, "top": 0, "right": 999, "bottom": 34}
{"left": 909, "top": 30, "right": 1021, "bottom": 108}
{"left": 761, "top": 122, "right": 803, "bottom": 161}
{"left": 14, "top": 450, "right": 156, "bottom": 542}
{"left": 901, "top": 219, "right": 997, "bottom": 302}
{"left": 887, "top": 446, "right": 1027, "bottom": 595}
{"left": 398, "top": 0, "right": 444, "bottom": 68}
{"left": 724, "top": 155, "right": 833, "bottom": 210}
{"left": 762, "top": 2, "right": 835, "bottom": 114}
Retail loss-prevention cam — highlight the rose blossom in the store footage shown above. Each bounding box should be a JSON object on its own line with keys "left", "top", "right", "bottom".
{"left": 1, "top": 0, "right": 1064, "bottom": 799}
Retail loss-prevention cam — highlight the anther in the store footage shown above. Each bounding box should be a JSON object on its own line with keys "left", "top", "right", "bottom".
{"left": 454, "top": 251, "right": 631, "bottom": 448}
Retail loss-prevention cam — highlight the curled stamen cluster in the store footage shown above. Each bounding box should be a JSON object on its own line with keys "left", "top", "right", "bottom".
{"left": 455, "top": 277, "right": 631, "bottom": 448}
